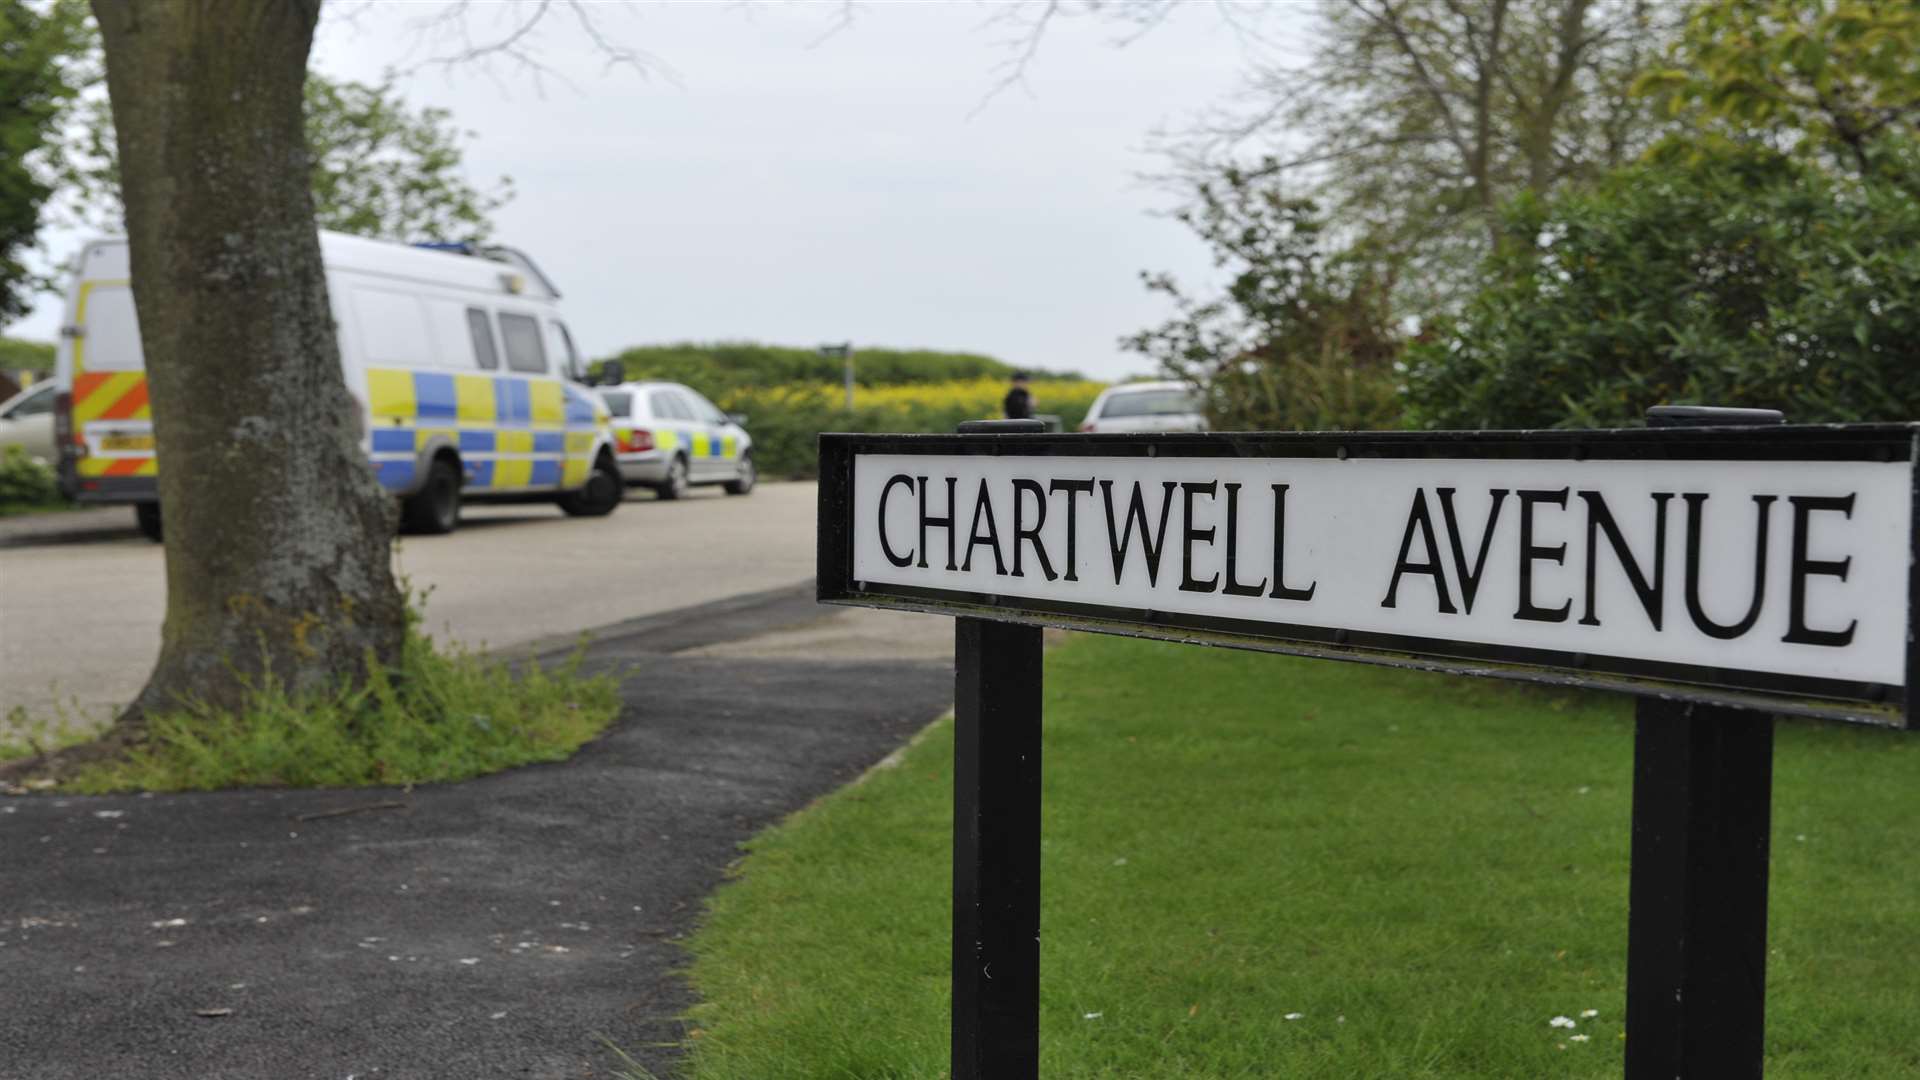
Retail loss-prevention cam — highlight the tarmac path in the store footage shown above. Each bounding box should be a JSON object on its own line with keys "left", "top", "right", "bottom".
{"left": 0, "top": 584, "right": 955, "bottom": 1079}
{"left": 0, "top": 482, "right": 820, "bottom": 732}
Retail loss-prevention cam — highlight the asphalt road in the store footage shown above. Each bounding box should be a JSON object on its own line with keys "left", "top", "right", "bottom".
{"left": 0, "top": 585, "right": 956, "bottom": 1079}
{"left": 0, "top": 483, "right": 819, "bottom": 732}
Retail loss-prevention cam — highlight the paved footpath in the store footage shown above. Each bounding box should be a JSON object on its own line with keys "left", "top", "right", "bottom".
{"left": 0, "top": 584, "right": 954, "bottom": 1079}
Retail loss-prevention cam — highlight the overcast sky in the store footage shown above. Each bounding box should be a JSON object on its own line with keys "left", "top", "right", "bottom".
{"left": 10, "top": 1, "right": 1305, "bottom": 381}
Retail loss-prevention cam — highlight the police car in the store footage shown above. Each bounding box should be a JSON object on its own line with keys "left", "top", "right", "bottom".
{"left": 52, "top": 233, "right": 624, "bottom": 540}
{"left": 595, "top": 381, "right": 754, "bottom": 499}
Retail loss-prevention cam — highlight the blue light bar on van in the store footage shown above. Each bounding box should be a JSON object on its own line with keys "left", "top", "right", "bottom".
{"left": 411, "top": 241, "right": 476, "bottom": 255}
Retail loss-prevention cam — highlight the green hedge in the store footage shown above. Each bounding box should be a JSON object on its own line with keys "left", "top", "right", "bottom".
{"left": 720, "top": 385, "right": 1100, "bottom": 480}
{"left": 0, "top": 338, "right": 55, "bottom": 375}
{"left": 601, "top": 341, "right": 1082, "bottom": 392}
{"left": 1405, "top": 145, "right": 1920, "bottom": 429}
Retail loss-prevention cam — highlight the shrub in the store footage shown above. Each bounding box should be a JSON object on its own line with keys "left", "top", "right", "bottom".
{"left": 1125, "top": 174, "right": 1406, "bottom": 433}
{"left": 0, "top": 444, "right": 62, "bottom": 511}
{"left": 1405, "top": 144, "right": 1920, "bottom": 429}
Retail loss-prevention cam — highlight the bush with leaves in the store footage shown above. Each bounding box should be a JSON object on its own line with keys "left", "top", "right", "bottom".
{"left": 1125, "top": 170, "right": 1403, "bottom": 432}
{"left": 1404, "top": 143, "right": 1920, "bottom": 429}
{"left": 0, "top": 444, "right": 63, "bottom": 510}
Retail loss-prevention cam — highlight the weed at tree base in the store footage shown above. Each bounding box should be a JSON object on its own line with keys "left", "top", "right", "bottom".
{"left": 59, "top": 630, "right": 620, "bottom": 793}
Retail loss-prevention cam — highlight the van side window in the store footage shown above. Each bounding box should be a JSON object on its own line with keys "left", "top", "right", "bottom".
{"left": 497, "top": 312, "right": 547, "bottom": 374}
{"left": 466, "top": 307, "right": 500, "bottom": 370}
{"left": 352, "top": 288, "right": 434, "bottom": 367}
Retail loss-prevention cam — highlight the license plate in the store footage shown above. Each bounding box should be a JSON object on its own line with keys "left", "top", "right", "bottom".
{"left": 99, "top": 434, "right": 154, "bottom": 452}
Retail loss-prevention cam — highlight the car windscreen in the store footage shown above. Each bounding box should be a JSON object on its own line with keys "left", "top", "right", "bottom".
{"left": 1097, "top": 389, "right": 1197, "bottom": 418}
{"left": 597, "top": 390, "right": 633, "bottom": 416}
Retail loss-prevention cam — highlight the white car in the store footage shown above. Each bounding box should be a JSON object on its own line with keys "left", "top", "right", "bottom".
{"left": 595, "top": 381, "right": 755, "bottom": 499}
{"left": 1079, "top": 381, "right": 1206, "bottom": 433}
{"left": 0, "top": 381, "right": 59, "bottom": 463}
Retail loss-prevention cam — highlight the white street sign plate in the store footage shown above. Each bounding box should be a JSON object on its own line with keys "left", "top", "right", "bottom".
{"left": 818, "top": 428, "right": 1918, "bottom": 726}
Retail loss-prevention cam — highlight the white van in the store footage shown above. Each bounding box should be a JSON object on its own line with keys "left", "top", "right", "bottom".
{"left": 54, "top": 232, "right": 623, "bottom": 540}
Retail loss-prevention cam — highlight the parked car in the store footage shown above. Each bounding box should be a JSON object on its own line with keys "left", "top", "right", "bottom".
{"left": 595, "top": 381, "right": 755, "bottom": 499}
{"left": 53, "top": 233, "right": 623, "bottom": 541}
{"left": 0, "top": 380, "right": 59, "bottom": 463}
{"left": 1078, "top": 381, "right": 1206, "bottom": 433}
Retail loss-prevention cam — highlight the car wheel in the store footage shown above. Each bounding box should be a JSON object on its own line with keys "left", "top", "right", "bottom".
{"left": 656, "top": 455, "right": 690, "bottom": 500}
{"left": 558, "top": 453, "right": 624, "bottom": 517}
{"left": 400, "top": 457, "right": 461, "bottom": 535}
{"left": 723, "top": 452, "right": 756, "bottom": 496}
{"left": 134, "top": 502, "right": 162, "bottom": 543}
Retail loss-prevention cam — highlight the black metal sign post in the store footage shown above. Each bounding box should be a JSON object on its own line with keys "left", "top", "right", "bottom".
{"left": 1626, "top": 701, "right": 1775, "bottom": 1076}
{"left": 949, "top": 419, "right": 1046, "bottom": 1079}
{"left": 814, "top": 416, "right": 1917, "bottom": 1080}
{"left": 952, "top": 615, "right": 1044, "bottom": 1076}
{"left": 1625, "top": 406, "right": 1785, "bottom": 1078}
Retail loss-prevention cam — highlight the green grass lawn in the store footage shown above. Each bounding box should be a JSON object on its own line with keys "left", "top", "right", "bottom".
{"left": 680, "top": 634, "right": 1918, "bottom": 1079}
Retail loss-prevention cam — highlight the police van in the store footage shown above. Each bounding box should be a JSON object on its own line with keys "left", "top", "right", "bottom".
{"left": 54, "top": 232, "right": 623, "bottom": 540}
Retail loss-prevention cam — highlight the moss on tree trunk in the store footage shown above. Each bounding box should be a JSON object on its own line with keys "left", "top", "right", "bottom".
{"left": 91, "top": 0, "right": 406, "bottom": 721}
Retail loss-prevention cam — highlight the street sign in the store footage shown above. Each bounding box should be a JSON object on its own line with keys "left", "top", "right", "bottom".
{"left": 819, "top": 426, "right": 1918, "bottom": 726}
{"left": 818, "top": 418, "right": 1918, "bottom": 1080}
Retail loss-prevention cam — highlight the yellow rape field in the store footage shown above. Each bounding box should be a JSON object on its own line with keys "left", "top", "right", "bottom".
{"left": 854, "top": 376, "right": 1106, "bottom": 417}
{"left": 729, "top": 376, "right": 1106, "bottom": 419}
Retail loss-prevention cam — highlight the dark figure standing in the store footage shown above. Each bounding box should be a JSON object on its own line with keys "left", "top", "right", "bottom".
{"left": 1003, "top": 372, "right": 1033, "bottom": 420}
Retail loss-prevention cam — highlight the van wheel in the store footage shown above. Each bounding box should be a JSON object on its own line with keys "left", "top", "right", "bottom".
{"left": 401, "top": 457, "right": 461, "bottom": 535}
{"left": 134, "top": 502, "right": 163, "bottom": 543}
{"left": 559, "top": 454, "right": 624, "bottom": 517}
{"left": 723, "top": 452, "right": 756, "bottom": 496}
{"left": 655, "top": 455, "right": 690, "bottom": 500}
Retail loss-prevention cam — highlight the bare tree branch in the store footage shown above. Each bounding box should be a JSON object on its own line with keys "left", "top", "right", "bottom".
{"left": 393, "top": 0, "right": 678, "bottom": 96}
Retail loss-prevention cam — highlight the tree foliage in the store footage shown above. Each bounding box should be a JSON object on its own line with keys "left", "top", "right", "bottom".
{"left": 59, "top": 71, "right": 511, "bottom": 243}
{"left": 1124, "top": 168, "right": 1402, "bottom": 432}
{"left": 1132, "top": 0, "right": 1685, "bottom": 433}
{"left": 1403, "top": 143, "right": 1920, "bottom": 429}
{"left": 0, "top": 0, "right": 88, "bottom": 321}
{"left": 1635, "top": 0, "right": 1920, "bottom": 179}
{"left": 1168, "top": 0, "right": 1677, "bottom": 305}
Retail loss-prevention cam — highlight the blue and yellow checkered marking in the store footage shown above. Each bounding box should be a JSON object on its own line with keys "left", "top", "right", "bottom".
{"left": 364, "top": 368, "right": 605, "bottom": 494}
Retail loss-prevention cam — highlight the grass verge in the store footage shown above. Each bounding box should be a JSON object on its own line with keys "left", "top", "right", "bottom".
{"left": 681, "top": 634, "right": 1918, "bottom": 1079}
{"left": 9, "top": 629, "right": 620, "bottom": 794}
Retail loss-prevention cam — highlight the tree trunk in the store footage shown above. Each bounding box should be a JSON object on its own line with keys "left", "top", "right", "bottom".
{"left": 91, "top": 0, "right": 406, "bottom": 723}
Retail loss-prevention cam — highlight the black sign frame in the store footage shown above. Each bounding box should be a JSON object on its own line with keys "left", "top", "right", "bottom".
{"left": 818, "top": 424, "right": 1920, "bottom": 729}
